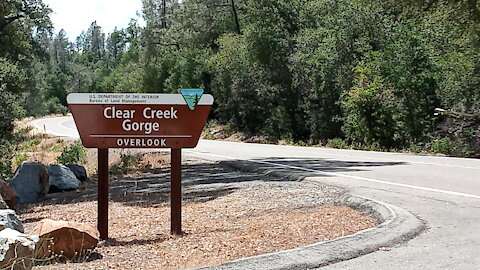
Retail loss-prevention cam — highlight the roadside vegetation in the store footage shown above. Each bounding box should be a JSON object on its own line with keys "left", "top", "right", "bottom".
{"left": 1, "top": 0, "right": 479, "bottom": 183}
{"left": 0, "top": 120, "right": 87, "bottom": 181}
{"left": 56, "top": 140, "right": 87, "bottom": 165}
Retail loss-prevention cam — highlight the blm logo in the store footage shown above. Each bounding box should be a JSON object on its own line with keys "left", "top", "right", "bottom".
{"left": 180, "top": 89, "right": 204, "bottom": 110}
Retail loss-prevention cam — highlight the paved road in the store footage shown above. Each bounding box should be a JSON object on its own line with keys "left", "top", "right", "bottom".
{"left": 31, "top": 116, "right": 480, "bottom": 269}
{"left": 30, "top": 116, "right": 79, "bottom": 138}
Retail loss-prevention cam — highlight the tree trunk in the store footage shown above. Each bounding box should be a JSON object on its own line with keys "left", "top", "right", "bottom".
{"left": 230, "top": 0, "right": 241, "bottom": 34}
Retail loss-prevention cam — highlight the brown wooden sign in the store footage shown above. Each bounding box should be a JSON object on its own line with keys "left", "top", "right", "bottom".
{"left": 67, "top": 91, "right": 214, "bottom": 238}
{"left": 67, "top": 93, "right": 214, "bottom": 149}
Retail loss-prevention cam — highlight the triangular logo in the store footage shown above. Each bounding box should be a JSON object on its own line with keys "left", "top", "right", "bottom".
{"left": 180, "top": 88, "right": 204, "bottom": 110}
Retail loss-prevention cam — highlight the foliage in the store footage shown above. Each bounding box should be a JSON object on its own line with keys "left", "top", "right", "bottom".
{"left": 0, "top": 0, "right": 479, "bottom": 157}
{"left": 408, "top": 144, "right": 423, "bottom": 154}
{"left": 0, "top": 139, "right": 13, "bottom": 181}
{"left": 57, "top": 141, "right": 87, "bottom": 164}
{"left": 0, "top": 127, "right": 36, "bottom": 180}
{"left": 430, "top": 137, "right": 456, "bottom": 155}
{"left": 209, "top": 34, "right": 275, "bottom": 133}
{"left": 19, "top": 136, "right": 41, "bottom": 151}
{"left": 101, "top": 61, "right": 144, "bottom": 93}
{"left": 110, "top": 152, "right": 140, "bottom": 175}
{"left": 12, "top": 152, "right": 29, "bottom": 171}
{"left": 327, "top": 138, "right": 349, "bottom": 149}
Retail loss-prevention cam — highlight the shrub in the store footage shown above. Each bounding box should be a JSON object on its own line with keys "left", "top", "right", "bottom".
{"left": 327, "top": 138, "right": 349, "bottom": 149}
{"left": 408, "top": 144, "right": 423, "bottom": 154}
{"left": 0, "top": 140, "right": 13, "bottom": 181}
{"left": 430, "top": 137, "right": 455, "bottom": 155}
{"left": 110, "top": 152, "right": 139, "bottom": 174}
{"left": 45, "top": 97, "right": 68, "bottom": 115}
{"left": 12, "top": 152, "right": 29, "bottom": 171}
{"left": 20, "top": 137, "right": 41, "bottom": 152}
{"left": 57, "top": 141, "right": 87, "bottom": 164}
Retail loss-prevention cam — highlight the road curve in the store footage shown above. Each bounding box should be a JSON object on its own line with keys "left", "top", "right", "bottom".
{"left": 31, "top": 116, "right": 480, "bottom": 269}
{"left": 30, "top": 116, "right": 80, "bottom": 138}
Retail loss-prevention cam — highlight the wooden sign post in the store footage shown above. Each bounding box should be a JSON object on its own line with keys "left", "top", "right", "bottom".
{"left": 67, "top": 91, "right": 213, "bottom": 239}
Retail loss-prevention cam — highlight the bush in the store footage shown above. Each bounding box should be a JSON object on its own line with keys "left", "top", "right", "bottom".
{"left": 110, "top": 152, "right": 139, "bottom": 174}
{"left": 408, "top": 144, "right": 423, "bottom": 154}
{"left": 45, "top": 97, "right": 69, "bottom": 115}
{"left": 0, "top": 140, "right": 13, "bottom": 181}
{"left": 20, "top": 137, "right": 42, "bottom": 151}
{"left": 430, "top": 137, "right": 455, "bottom": 155}
{"left": 12, "top": 152, "right": 29, "bottom": 171}
{"left": 327, "top": 138, "right": 349, "bottom": 149}
{"left": 341, "top": 57, "right": 398, "bottom": 148}
{"left": 57, "top": 141, "right": 87, "bottom": 164}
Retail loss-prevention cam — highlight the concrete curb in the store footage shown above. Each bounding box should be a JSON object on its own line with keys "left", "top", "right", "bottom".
{"left": 193, "top": 160, "right": 426, "bottom": 270}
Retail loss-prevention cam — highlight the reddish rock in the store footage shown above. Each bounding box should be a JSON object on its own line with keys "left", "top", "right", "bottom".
{"left": 0, "top": 181, "right": 18, "bottom": 209}
{"left": 30, "top": 219, "right": 99, "bottom": 259}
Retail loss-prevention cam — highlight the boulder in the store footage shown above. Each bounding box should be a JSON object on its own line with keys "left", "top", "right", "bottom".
{"left": 47, "top": 165, "right": 81, "bottom": 193}
{"left": 0, "top": 210, "right": 24, "bottom": 233}
{"left": 30, "top": 219, "right": 99, "bottom": 259}
{"left": 0, "top": 228, "right": 39, "bottom": 270}
{"left": 0, "top": 181, "right": 18, "bottom": 209}
{"left": 9, "top": 162, "right": 49, "bottom": 204}
{"left": 65, "top": 164, "right": 88, "bottom": 182}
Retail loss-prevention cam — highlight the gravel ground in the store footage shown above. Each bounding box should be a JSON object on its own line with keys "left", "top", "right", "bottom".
{"left": 17, "top": 155, "right": 377, "bottom": 269}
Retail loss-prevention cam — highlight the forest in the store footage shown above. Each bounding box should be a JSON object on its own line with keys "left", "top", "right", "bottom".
{"left": 1, "top": 0, "right": 479, "bottom": 179}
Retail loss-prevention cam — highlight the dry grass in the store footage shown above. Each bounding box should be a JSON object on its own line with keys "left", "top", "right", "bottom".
{"left": 28, "top": 137, "right": 65, "bottom": 165}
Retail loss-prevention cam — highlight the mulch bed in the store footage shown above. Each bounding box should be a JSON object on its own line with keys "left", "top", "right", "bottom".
{"left": 18, "top": 156, "right": 377, "bottom": 270}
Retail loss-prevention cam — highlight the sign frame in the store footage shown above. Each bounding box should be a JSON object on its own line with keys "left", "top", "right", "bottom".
{"left": 67, "top": 91, "right": 213, "bottom": 238}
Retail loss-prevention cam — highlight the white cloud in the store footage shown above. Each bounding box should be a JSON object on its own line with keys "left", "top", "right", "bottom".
{"left": 44, "top": 0, "right": 144, "bottom": 40}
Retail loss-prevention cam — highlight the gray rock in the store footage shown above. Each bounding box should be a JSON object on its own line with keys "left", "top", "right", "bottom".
{"left": 47, "top": 165, "right": 81, "bottom": 192}
{"left": 65, "top": 164, "right": 88, "bottom": 182}
{"left": 0, "top": 228, "right": 39, "bottom": 270}
{"left": 0, "top": 210, "right": 24, "bottom": 233}
{"left": 9, "top": 162, "right": 49, "bottom": 204}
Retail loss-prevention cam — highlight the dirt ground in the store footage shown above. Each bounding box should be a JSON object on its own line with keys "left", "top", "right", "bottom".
{"left": 17, "top": 154, "right": 378, "bottom": 270}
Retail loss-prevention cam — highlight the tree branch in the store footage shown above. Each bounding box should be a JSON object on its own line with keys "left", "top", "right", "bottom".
{"left": 230, "top": 0, "right": 241, "bottom": 35}
{"left": 434, "top": 108, "right": 480, "bottom": 125}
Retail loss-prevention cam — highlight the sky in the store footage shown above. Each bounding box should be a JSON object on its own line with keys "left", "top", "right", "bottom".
{"left": 43, "top": 0, "right": 145, "bottom": 41}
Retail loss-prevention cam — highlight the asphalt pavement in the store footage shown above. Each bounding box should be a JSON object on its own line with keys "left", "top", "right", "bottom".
{"left": 30, "top": 116, "right": 480, "bottom": 269}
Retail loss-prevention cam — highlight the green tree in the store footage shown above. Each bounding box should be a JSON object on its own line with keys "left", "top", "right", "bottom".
{"left": 106, "top": 27, "right": 126, "bottom": 68}
{"left": 83, "top": 21, "right": 105, "bottom": 62}
{"left": 0, "top": 0, "right": 51, "bottom": 179}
